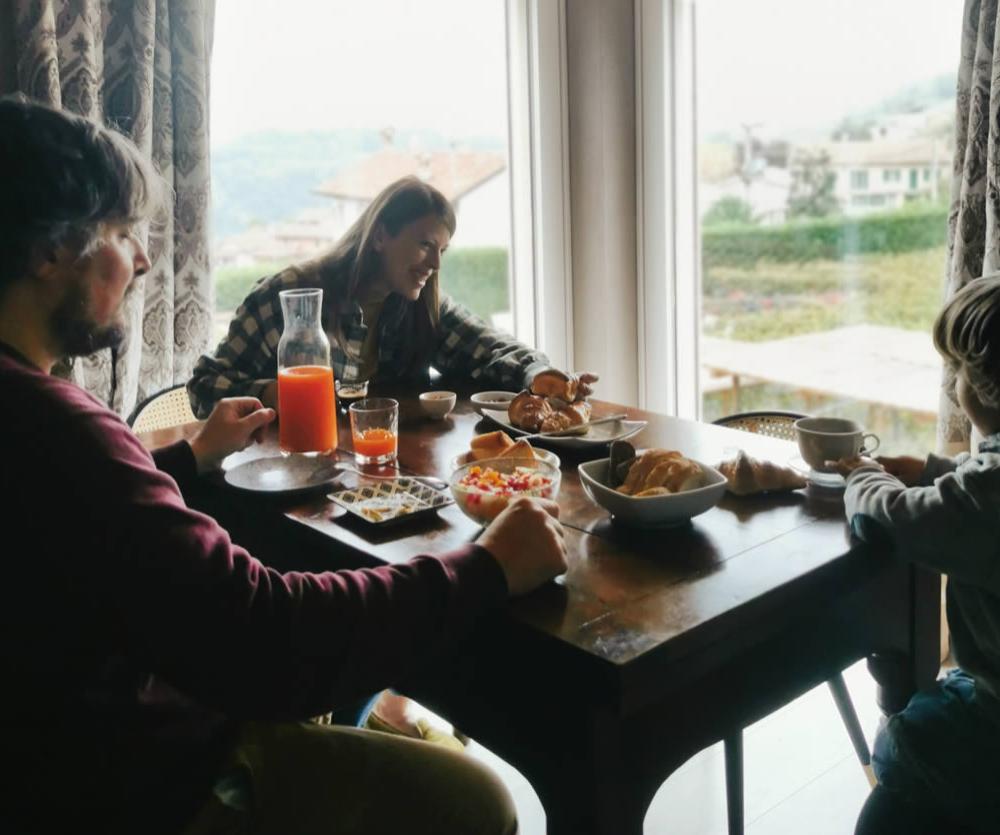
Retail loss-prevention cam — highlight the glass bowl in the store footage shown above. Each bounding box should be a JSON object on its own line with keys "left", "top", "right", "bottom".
{"left": 449, "top": 457, "right": 561, "bottom": 525}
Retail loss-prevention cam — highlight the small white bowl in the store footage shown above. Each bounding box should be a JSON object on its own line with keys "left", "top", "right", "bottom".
{"left": 577, "top": 456, "right": 727, "bottom": 528}
{"left": 419, "top": 390, "right": 457, "bottom": 419}
{"left": 470, "top": 390, "right": 517, "bottom": 416}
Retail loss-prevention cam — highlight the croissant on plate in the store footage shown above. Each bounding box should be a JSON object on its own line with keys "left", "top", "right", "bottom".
{"left": 540, "top": 399, "right": 591, "bottom": 434}
{"left": 717, "top": 450, "right": 806, "bottom": 495}
{"left": 508, "top": 391, "right": 553, "bottom": 433}
{"left": 530, "top": 369, "right": 580, "bottom": 403}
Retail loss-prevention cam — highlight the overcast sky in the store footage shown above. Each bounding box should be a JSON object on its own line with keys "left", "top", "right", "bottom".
{"left": 696, "top": 0, "right": 965, "bottom": 137}
{"left": 211, "top": 0, "right": 508, "bottom": 148}
{"left": 211, "top": 0, "right": 965, "bottom": 148}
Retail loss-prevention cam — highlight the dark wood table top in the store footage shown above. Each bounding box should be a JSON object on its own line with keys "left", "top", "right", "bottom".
{"left": 142, "top": 387, "right": 936, "bottom": 833}
{"left": 144, "top": 389, "right": 884, "bottom": 676}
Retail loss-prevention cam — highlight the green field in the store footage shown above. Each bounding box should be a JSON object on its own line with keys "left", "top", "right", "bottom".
{"left": 703, "top": 245, "right": 948, "bottom": 341}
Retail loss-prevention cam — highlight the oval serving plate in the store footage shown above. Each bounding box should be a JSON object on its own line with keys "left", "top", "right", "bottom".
{"left": 481, "top": 407, "right": 646, "bottom": 449}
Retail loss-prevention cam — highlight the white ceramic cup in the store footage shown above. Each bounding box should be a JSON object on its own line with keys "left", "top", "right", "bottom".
{"left": 793, "top": 417, "right": 880, "bottom": 473}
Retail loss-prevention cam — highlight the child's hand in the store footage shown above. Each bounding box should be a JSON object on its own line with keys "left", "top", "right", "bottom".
{"left": 825, "top": 456, "right": 883, "bottom": 478}
{"left": 875, "top": 455, "right": 926, "bottom": 486}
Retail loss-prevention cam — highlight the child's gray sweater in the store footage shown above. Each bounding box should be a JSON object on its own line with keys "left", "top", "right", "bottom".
{"left": 844, "top": 435, "right": 1000, "bottom": 714}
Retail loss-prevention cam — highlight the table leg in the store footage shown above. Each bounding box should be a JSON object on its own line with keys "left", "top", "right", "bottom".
{"left": 867, "top": 565, "right": 941, "bottom": 715}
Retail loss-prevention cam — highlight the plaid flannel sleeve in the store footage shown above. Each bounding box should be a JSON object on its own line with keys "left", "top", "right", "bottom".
{"left": 432, "top": 294, "right": 549, "bottom": 390}
{"left": 187, "top": 271, "right": 293, "bottom": 418}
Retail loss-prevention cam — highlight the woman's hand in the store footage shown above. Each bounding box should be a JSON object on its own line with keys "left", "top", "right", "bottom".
{"left": 874, "top": 455, "right": 926, "bottom": 486}
{"left": 825, "top": 456, "right": 883, "bottom": 478}
{"left": 189, "top": 397, "right": 277, "bottom": 474}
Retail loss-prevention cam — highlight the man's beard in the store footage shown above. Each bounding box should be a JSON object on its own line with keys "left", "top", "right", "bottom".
{"left": 50, "top": 279, "right": 126, "bottom": 357}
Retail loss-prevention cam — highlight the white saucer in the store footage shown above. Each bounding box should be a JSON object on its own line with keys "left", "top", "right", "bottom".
{"left": 789, "top": 455, "right": 846, "bottom": 489}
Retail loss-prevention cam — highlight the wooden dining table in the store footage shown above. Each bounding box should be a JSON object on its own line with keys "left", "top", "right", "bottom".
{"left": 141, "top": 387, "right": 940, "bottom": 835}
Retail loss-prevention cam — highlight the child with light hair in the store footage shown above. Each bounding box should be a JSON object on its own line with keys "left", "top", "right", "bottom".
{"left": 832, "top": 274, "right": 1000, "bottom": 834}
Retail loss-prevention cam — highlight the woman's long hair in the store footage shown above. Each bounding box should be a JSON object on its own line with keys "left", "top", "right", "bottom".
{"left": 317, "top": 176, "right": 456, "bottom": 373}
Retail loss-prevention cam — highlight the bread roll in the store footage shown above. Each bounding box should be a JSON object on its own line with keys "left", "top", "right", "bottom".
{"left": 508, "top": 391, "right": 553, "bottom": 432}
{"left": 530, "top": 369, "right": 580, "bottom": 402}
{"left": 539, "top": 400, "right": 592, "bottom": 434}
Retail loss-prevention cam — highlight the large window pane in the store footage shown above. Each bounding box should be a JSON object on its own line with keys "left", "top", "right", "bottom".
{"left": 210, "top": 0, "right": 512, "bottom": 341}
{"left": 696, "top": 0, "right": 962, "bottom": 454}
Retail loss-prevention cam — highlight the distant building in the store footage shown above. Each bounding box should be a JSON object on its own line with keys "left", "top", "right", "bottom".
{"left": 215, "top": 146, "right": 509, "bottom": 267}
{"left": 312, "top": 147, "right": 508, "bottom": 247}
{"left": 700, "top": 166, "right": 793, "bottom": 226}
{"left": 793, "top": 138, "right": 946, "bottom": 215}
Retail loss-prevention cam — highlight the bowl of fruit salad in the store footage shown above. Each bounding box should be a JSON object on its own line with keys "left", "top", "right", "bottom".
{"left": 449, "top": 457, "right": 561, "bottom": 526}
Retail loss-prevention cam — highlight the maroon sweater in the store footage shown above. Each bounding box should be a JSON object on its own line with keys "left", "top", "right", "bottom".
{"left": 0, "top": 343, "right": 507, "bottom": 834}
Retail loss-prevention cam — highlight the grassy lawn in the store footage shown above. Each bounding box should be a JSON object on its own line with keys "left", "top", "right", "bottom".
{"left": 701, "top": 243, "right": 948, "bottom": 455}
{"left": 703, "top": 245, "right": 948, "bottom": 341}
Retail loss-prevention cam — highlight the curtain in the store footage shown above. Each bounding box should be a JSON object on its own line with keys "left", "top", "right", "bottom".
{"left": 0, "top": 0, "right": 215, "bottom": 416}
{"left": 941, "top": 0, "right": 1000, "bottom": 453}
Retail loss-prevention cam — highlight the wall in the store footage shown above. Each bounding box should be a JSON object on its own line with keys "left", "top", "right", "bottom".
{"left": 565, "top": 0, "right": 639, "bottom": 405}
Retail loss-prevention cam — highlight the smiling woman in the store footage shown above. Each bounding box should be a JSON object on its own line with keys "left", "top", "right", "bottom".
{"left": 209, "top": 0, "right": 516, "bottom": 340}
{"left": 188, "top": 176, "right": 553, "bottom": 418}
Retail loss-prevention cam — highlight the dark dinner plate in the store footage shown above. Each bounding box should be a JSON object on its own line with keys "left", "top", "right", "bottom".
{"left": 224, "top": 455, "right": 342, "bottom": 494}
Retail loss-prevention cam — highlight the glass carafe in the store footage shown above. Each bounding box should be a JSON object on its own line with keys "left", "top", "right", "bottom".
{"left": 277, "top": 288, "right": 337, "bottom": 455}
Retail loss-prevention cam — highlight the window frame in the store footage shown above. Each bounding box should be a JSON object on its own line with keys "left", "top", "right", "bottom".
{"left": 636, "top": 0, "right": 700, "bottom": 417}
{"left": 505, "top": 0, "right": 574, "bottom": 371}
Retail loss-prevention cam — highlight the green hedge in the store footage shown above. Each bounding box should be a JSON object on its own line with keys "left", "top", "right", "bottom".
{"left": 702, "top": 205, "right": 949, "bottom": 267}
{"left": 214, "top": 261, "right": 286, "bottom": 312}
{"left": 213, "top": 248, "right": 511, "bottom": 323}
{"left": 437, "top": 247, "right": 510, "bottom": 322}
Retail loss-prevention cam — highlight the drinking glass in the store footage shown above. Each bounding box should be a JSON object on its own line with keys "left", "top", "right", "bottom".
{"left": 349, "top": 398, "right": 399, "bottom": 464}
{"left": 336, "top": 378, "right": 369, "bottom": 413}
{"left": 277, "top": 288, "right": 337, "bottom": 455}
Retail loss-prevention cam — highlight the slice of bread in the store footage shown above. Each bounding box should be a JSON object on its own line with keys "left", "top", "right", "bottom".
{"left": 471, "top": 430, "right": 514, "bottom": 450}
{"left": 498, "top": 439, "right": 536, "bottom": 461}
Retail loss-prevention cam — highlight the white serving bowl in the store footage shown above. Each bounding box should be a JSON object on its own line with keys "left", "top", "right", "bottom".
{"left": 449, "top": 447, "right": 561, "bottom": 473}
{"left": 450, "top": 457, "right": 561, "bottom": 526}
{"left": 470, "top": 390, "right": 518, "bottom": 416}
{"left": 577, "top": 455, "right": 727, "bottom": 527}
{"left": 419, "top": 390, "right": 457, "bottom": 419}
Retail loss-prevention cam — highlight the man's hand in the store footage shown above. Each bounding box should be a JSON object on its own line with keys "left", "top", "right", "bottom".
{"left": 260, "top": 380, "right": 279, "bottom": 410}
{"left": 477, "top": 497, "right": 568, "bottom": 596}
{"left": 576, "top": 372, "right": 600, "bottom": 399}
{"left": 825, "top": 455, "right": 883, "bottom": 478}
{"left": 874, "top": 455, "right": 926, "bottom": 486}
{"left": 189, "top": 397, "right": 276, "bottom": 474}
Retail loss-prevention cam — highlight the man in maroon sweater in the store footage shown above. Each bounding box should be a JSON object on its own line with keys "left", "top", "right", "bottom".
{"left": 0, "top": 98, "right": 567, "bottom": 834}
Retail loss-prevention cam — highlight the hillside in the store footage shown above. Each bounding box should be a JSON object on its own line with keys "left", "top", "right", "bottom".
{"left": 210, "top": 129, "right": 504, "bottom": 241}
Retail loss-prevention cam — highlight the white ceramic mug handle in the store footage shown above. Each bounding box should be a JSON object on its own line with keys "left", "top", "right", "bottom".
{"left": 860, "top": 433, "right": 880, "bottom": 456}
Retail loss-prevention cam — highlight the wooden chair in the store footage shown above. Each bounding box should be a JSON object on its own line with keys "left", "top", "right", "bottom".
{"left": 713, "top": 411, "right": 875, "bottom": 835}
{"left": 127, "top": 384, "right": 196, "bottom": 433}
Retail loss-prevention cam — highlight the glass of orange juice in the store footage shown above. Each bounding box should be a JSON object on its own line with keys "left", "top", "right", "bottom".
{"left": 277, "top": 288, "right": 337, "bottom": 456}
{"left": 349, "top": 398, "right": 399, "bottom": 465}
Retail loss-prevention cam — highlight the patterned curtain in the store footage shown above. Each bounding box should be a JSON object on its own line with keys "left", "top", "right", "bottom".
{"left": 941, "top": 0, "right": 999, "bottom": 453}
{"left": 0, "top": 0, "right": 215, "bottom": 416}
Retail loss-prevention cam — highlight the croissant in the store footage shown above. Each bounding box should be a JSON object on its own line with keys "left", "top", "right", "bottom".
{"left": 540, "top": 400, "right": 592, "bottom": 434}
{"left": 717, "top": 450, "right": 806, "bottom": 495}
{"left": 530, "top": 369, "right": 580, "bottom": 403}
{"left": 617, "top": 450, "right": 706, "bottom": 495}
{"left": 508, "top": 391, "right": 553, "bottom": 432}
